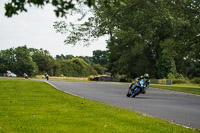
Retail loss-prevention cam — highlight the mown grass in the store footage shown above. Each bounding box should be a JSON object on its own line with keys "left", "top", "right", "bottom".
{"left": 150, "top": 84, "right": 200, "bottom": 95}
{"left": 0, "top": 78, "right": 198, "bottom": 133}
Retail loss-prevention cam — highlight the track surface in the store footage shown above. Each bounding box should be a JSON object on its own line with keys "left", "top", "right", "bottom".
{"left": 48, "top": 81, "right": 200, "bottom": 129}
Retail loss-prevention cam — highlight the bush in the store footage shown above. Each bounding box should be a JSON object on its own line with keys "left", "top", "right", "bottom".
{"left": 172, "top": 79, "right": 188, "bottom": 84}
{"left": 61, "top": 58, "right": 97, "bottom": 77}
{"left": 167, "top": 73, "right": 185, "bottom": 80}
{"left": 175, "top": 73, "right": 184, "bottom": 79}
{"left": 167, "top": 73, "right": 175, "bottom": 79}
{"left": 190, "top": 78, "right": 200, "bottom": 84}
{"left": 92, "top": 64, "right": 105, "bottom": 75}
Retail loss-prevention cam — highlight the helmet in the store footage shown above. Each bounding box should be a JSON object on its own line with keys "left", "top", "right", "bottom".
{"left": 144, "top": 73, "right": 149, "bottom": 79}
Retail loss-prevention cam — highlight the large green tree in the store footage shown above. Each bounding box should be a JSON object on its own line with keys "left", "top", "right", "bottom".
{"left": 0, "top": 46, "right": 38, "bottom": 76}
{"left": 54, "top": 0, "right": 200, "bottom": 79}
{"left": 0, "top": 48, "right": 16, "bottom": 73}
{"left": 92, "top": 50, "right": 108, "bottom": 66}
{"left": 30, "top": 48, "right": 60, "bottom": 76}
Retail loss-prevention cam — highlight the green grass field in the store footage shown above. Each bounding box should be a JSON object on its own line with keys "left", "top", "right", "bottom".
{"left": 150, "top": 84, "right": 200, "bottom": 95}
{"left": 0, "top": 78, "right": 199, "bottom": 132}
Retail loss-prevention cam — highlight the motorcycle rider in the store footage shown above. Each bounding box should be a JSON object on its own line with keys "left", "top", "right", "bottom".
{"left": 45, "top": 72, "right": 49, "bottom": 80}
{"left": 24, "top": 73, "right": 28, "bottom": 79}
{"left": 129, "top": 73, "right": 150, "bottom": 94}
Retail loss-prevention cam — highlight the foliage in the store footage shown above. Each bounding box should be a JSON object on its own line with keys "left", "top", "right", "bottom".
{"left": 172, "top": 79, "right": 188, "bottom": 84}
{"left": 191, "top": 78, "right": 200, "bottom": 84}
{"left": 56, "top": 54, "right": 93, "bottom": 65}
{"left": 30, "top": 48, "right": 58, "bottom": 76}
{"left": 168, "top": 73, "right": 185, "bottom": 80}
{"left": 4, "top": 0, "right": 90, "bottom": 17}
{"left": 0, "top": 48, "right": 15, "bottom": 73}
{"left": 77, "top": 56, "right": 93, "bottom": 65}
{"left": 4, "top": 0, "right": 124, "bottom": 17}
{"left": 4, "top": 0, "right": 200, "bottom": 79}
{"left": 167, "top": 73, "right": 175, "bottom": 79}
{"left": 0, "top": 46, "right": 38, "bottom": 76}
{"left": 187, "top": 61, "right": 200, "bottom": 79}
{"left": 60, "top": 58, "right": 97, "bottom": 77}
{"left": 92, "top": 64, "right": 106, "bottom": 74}
{"left": 54, "top": 0, "right": 200, "bottom": 79}
{"left": 56, "top": 54, "right": 74, "bottom": 60}
{"left": 0, "top": 46, "right": 108, "bottom": 77}
{"left": 93, "top": 50, "right": 108, "bottom": 66}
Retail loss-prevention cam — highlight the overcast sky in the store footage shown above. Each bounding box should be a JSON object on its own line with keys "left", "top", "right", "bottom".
{"left": 0, "top": 1, "right": 108, "bottom": 57}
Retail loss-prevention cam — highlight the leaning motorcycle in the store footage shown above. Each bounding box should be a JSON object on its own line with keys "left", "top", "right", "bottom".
{"left": 126, "top": 79, "right": 148, "bottom": 98}
{"left": 45, "top": 74, "right": 49, "bottom": 80}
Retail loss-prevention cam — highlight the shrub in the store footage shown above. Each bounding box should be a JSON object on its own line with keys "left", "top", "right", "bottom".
{"left": 167, "top": 73, "right": 175, "bottom": 79}
{"left": 175, "top": 73, "right": 184, "bottom": 79}
{"left": 92, "top": 64, "right": 105, "bottom": 75}
{"left": 190, "top": 78, "right": 200, "bottom": 84}
{"left": 61, "top": 58, "right": 97, "bottom": 77}
{"left": 172, "top": 79, "right": 188, "bottom": 84}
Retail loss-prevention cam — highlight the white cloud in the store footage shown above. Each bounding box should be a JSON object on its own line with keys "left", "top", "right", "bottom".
{"left": 0, "top": 1, "right": 108, "bottom": 57}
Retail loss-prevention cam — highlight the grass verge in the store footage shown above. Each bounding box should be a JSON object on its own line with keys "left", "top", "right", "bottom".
{"left": 34, "top": 75, "right": 88, "bottom": 82}
{"left": 150, "top": 84, "right": 200, "bottom": 95}
{"left": 0, "top": 79, "right": 198, "bottom": 132}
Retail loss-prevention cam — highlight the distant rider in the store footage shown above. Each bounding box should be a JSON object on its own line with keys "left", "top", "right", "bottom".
{"left": 129, "top": 73, "right": 150, "bottom": 94}
{"left": 24, "top": 73, "right": 28, "bottom": 79}
{"left": 45, "top": 72, "right": 49, "bottom": 80}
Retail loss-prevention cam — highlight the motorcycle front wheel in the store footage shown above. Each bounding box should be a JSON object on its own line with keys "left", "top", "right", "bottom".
{"left": 126, "top": 88, "right": 132, "bottom": 97}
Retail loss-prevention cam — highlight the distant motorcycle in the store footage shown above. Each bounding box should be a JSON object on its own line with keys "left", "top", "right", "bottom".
{"left": 45, "top": 74, "right": 49, "bottom": 80}
{"left": 24, "top": 73, "right": 28, "bottom": 79}
{"left": 126, "top": 79, "right": 148, "bottom": 98}
{"left": 24, "top": 75, "right": 28, "bottom": 79}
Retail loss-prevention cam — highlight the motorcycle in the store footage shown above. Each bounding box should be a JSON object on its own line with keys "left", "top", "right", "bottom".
{"left": 24, "top": 75, "right": 28, "bottom": 79}
{"left": 45, "top": 74, "right": 49, "bottom": 80}
{"left": 126, "top": 79, "right": 148, "bottom": 98}
{"left": 24, "top": 73, "right": 28, "bottom": 79}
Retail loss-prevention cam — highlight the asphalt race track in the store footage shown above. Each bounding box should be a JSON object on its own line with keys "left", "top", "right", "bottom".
{"left": 48, "top": 81, "right": 200, "bottom": 129}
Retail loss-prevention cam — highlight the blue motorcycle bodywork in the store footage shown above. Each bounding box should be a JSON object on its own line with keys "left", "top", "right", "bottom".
{"left": 128, "top": 79, "right": 148, "bottom": 97}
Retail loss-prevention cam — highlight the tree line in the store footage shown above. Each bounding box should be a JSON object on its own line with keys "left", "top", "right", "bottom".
{"left": 0, "top": 46, "right": 107, "bottom": 77}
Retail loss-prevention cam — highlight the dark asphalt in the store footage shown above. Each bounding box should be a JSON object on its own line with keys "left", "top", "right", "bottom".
{"left": 48, "top": 81, "right": 200, "bottom": 129}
